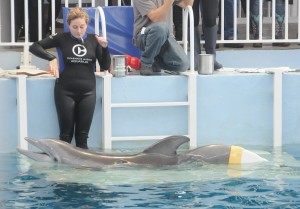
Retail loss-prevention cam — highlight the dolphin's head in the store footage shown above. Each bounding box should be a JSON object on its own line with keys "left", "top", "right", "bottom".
{"left": 17, "top": 137, "right": 78, "bottom": 163}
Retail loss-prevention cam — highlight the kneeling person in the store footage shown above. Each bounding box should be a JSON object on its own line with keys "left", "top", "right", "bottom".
{"left": 132, "top": 0, "right": 193, "bottom": 75}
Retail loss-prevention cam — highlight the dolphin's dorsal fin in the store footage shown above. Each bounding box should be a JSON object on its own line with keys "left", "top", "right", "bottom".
{"left": 142, "top": 135, "right": 190, "bottom": 156}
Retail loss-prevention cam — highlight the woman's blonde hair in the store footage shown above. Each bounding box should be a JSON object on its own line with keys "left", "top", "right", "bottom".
{"left": 67, "top": 7, "right": 89, "bottom": 25}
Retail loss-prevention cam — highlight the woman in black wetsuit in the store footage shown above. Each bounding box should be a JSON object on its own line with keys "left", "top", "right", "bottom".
{"left": 29, "top": 8, "right": 111, "bottom": 149}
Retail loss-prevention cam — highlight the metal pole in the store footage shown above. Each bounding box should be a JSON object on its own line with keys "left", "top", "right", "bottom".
{"left": 102, "top": 73, "right": 113, "bottom": 149}
{"left": 273, "top": 70, "right": 283, "bottom": 147}
{"left": 16, "top": 75, "right": 28, "bottom": 150}
{"left": 38, "top": 0, "right": 42, "bottom": 40}
{"left": 10, "top": 0, "right": 15, "bottom": 42}
{"left": 51, "top": 0, "right": 56, "bottom": 34}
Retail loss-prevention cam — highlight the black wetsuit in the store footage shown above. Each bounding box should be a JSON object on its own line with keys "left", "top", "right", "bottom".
{"left": 29, "top": 33, "right": 111, "bottom": 149}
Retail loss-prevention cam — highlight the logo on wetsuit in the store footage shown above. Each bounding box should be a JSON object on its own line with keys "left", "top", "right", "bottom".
{"left": 72, "top": 44, "right": 87, "bottom": 57}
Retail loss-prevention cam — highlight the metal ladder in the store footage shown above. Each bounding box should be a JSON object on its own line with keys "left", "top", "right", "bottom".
{"left": 95, "top": 6, "right": 197, "bottom": 149}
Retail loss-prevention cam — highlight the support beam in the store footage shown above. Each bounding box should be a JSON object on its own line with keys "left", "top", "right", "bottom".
{"left": 272, "top": 69, "right": 284, "bottom": 147}
{"left": 16, "top": 75, "right": 28, "bottom": 150}
{"left": 101, "top": 72, "right": 112, "bottom": 149}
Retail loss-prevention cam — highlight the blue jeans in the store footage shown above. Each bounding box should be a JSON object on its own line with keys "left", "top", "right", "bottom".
{"left": 246, "top": 0, "right": 260, "bottom": 37}
{"left": 135, "top": 22, "right": 189, "bottom": 71}
{"left": 275, "top": 0, "right": 286, "bottom": 37}
{"left": 223, "top": 0, "right": 235, "bottom": 39}
{"left": 251, "top": 0, "right": 285, "bottom": 38}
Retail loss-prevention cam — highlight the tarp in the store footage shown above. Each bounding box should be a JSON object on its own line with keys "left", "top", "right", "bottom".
{"left": 63, "top": 6, "right": 141, "bottom": 58}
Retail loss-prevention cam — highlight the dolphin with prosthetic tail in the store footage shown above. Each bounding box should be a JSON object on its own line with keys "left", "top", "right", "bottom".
{"left": 17, "top": 135, "right": 267, "bottom": 168}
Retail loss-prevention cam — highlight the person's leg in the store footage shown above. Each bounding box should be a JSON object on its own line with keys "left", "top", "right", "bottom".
{"left": 28, "top": 0, "right": 39, "bottom": 42}
{"left": 193, "top": 0, "right": 201, "bottom": 70}
{"left": 46, "top": 0, "right": 52, "bottom": 35}
{"left": 173, "top": 5, "right": 183, "bottom": 41}
{"left": 54, "top": 81, "right": 76, "bottom": 144}
{"left": 55, "top": 0, "right": 62, "bottom": 18}
{"left": 201, "top": 0, "right": 223, "bottom": 70}
{"left": 250, "top": 0, "right": 263, "bottom": 47}
{"left": 154, "top": 37, "right": 189, "bottom": 72}
{"left": 250, "top": 0, "right": 260, "bottom": 38}
{"left": 46, "top": 0, "right": 62, "bottom": 35}
{"left": 15, "top": 0, "right": 24, "bottom": 41}
{"left": 272, "top": 0, "right": 290, "bottom": 46}
{"left": 74, "top": 91, "right": 96, "bottom": 149}
{"left": 122, "top": 0, "right": 131, "bottom": 5}
{"left": 223, "top": 0, "right": 234, "bottom": 39}
{"left": 241, "top": 0, "right": 254, "bottom": 35}
{"left": 135, "top": 22, "right": 169, "bottom": 75}
{"left": 241, "top": 0, "right": 247, "bottom": 15}
{"left": 223, "top": 0, "right": 244, "bottom": 48}
{"left": 275, "top": 0, "right": 285, "bottom": 38}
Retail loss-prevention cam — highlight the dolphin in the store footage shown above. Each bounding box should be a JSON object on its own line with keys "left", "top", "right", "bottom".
{"left": 16, "top": 135, "right": 267, "bottom": 168}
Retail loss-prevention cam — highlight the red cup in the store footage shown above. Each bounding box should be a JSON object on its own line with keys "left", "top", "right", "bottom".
{"left": 130, "top": 57, "right": 141, "bottom": 70}
{"left": 125, "top": 54, "right": 131, "bottom": 66}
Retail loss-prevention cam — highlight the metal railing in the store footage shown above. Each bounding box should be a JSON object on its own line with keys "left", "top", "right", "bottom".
{"left": 218, "top": 0, "right": 300, "bottom": 44}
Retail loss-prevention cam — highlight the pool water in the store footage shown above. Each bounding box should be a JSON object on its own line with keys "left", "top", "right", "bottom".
{"left": 1, "top": 146, "right": 300, "bottom": 208}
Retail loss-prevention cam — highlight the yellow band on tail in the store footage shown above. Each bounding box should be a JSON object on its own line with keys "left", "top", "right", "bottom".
{"left": 229, "top": 146, "right": 243, "bottom": 164}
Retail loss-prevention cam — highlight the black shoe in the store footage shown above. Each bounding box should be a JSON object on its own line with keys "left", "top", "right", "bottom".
{"left": 252, "top": 35, "right": 262, "bottom": 48}
{"left": 223, "top": 43, "right": 244, "bottom": 48}
{"left": 140, "top": 64, "right": 153, "bottom": 76}
{"left": 152, "top": 63, "right": 162, "bottom": 72}
{"left": 164, "top": 70, "right": 180, "bottom": 75}
{"left": 272, "top": 42, "right": 290, "bottom": 47}
{"left": 272, "top": 34, "right": 291, "bottom": 47}
{"left": 253, "top": 43, "right": 262, "bottom": 48}
{"left": 214, "top": 61, "right": 223, "bottom": 71}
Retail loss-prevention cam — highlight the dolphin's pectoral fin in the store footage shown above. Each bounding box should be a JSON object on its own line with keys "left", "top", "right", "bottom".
{"left": 142, "top": 135, "right": 190, "bottom": 156}
{"left": 16, "top": 147, "right": 54, "bottom": 162}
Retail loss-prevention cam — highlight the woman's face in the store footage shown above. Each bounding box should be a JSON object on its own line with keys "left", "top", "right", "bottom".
{"left": 69, "top": 17, "right": 87, "bottom": 39}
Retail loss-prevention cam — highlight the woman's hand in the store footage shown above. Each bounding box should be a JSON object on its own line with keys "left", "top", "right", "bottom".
{"left": 49, "top": 58, "right": 59, "bottom": 78}
{"left": 95, "top": 35, "right": 108, "bottom": 48}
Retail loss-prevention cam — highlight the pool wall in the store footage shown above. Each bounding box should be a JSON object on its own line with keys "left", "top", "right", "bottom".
{"left": 0, "top": 49, "right": 300, "bottom": 153}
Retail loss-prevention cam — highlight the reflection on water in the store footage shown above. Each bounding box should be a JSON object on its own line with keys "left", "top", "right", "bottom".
{"left": 1, "top": 147, "right": 300, "bottom": 208}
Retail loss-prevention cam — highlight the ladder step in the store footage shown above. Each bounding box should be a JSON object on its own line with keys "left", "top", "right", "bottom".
{"left": 111, "top": 101, "right": 189, "bottom": 108}
{"left": 111, "top": 135, "right": 189, "bottom": 141}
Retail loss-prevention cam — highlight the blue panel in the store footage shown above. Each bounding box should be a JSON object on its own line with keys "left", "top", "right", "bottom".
{"left": 112, "top": 106, "right": 188, "bottom": 137}
{"left": 0, "top": 79, "right": 18, "bottom": 153}
{"left": 88, "top": 77, "right": 103, "bottom": 147}
{"left": 218, "top": 49, "right": 300, "bottom": 69}
{"left": 282, "top": 73, "right": 300, "bottom": 144}
{"left": 110, "top": 76, "right": 189, "bottom": 140}
{"left": 27, "top": 78, "right": 59, "bottom": 141}
{"left": 197, "top": 74, "right": 274, "bottom": 146}
{"left": 111, "top": 76, "right": 188, "bottom": 103}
